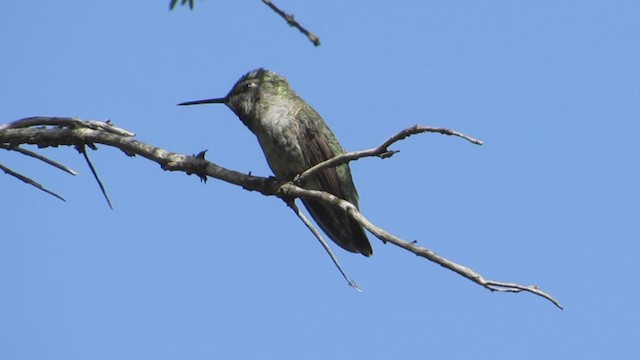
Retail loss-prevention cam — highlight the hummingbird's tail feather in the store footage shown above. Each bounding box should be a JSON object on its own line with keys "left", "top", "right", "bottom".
{"left": 302, "top": 199, "right": 373, "bottom": 257}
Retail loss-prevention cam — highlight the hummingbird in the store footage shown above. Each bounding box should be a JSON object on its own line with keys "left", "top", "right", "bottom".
{"left": 179, "top": 68, "right": 373, "bottom": 256}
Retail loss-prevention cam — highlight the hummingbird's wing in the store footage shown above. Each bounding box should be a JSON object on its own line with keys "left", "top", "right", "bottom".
{"left": 297, "top": 107, "right": 373, "bottom": 256}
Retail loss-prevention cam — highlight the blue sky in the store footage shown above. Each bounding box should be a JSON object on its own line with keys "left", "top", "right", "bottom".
{"left": 1, "top": 1, "right": 639, "bottom": 359}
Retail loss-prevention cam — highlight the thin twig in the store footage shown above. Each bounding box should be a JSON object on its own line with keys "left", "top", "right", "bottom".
{"left": 0, "top": 144, "right": 78, "bottom": 175}
{"left": 297, "top": 124, "right": 483, "bottom": 184}
{"left": 0, "top": 162, "right": 66, "bottom": 202}
{"left": 78, "top": 145, "right": 114, "bottom": 210}
{"left": 261, "top": 0, "right": 321, "bottom": 46}
{"left": 285, "top": 199, "right": 361, "bottom": 291}
{"left": 0, "top": 116, "right": 134, "bottom": 136}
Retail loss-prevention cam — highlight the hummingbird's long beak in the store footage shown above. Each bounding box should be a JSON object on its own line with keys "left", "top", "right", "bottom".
{"left": 178, "top": 97, "right": 227, "bottom": 106}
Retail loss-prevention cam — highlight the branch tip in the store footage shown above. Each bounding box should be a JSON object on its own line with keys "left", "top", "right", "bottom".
{"left": 261, "top": 0, "right": 321, "bottom": 46}
{"left": 79, "top": 145, "right": 114, "bottom": 210}
{"left": 286, "top": 199, "right": 358, "bottom": 288}
{"left": 0, "top": 162, "right": 66, "bottom": 202}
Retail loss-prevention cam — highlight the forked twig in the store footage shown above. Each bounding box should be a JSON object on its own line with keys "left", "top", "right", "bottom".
{"left": 297, "top": 125, "right": 483, "bottom": 184}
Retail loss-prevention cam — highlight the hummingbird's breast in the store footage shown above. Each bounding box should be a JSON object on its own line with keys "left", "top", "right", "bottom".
{"left": 251, "top": 105, "right": 308, "bottom": 180}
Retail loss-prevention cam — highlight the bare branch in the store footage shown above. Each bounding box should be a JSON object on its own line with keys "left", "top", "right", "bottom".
{"left": 261, "top": 0, "right": 321, "bottom": 46}
{"left": 0, "top": 117, "right": 276, "bottom": 195}
{"left": 297, "top": 125, "right": 483, "bottom": 184}
{"left": 0, "top": 162, "right": 66, "bottom": 202}
{"left": 0, "top": 117, "right": 561, "bottom": 308}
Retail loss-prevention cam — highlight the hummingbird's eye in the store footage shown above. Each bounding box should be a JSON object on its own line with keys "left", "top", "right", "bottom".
{"left": 246, "top": 82, "right": 257, "bottom": 89}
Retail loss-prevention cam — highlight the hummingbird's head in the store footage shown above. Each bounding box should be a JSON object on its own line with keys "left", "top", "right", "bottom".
{"left": 178, "top": 68, "right": 290, "bottom": 128}
{"left": 224, "top": 69, "right": 289, "bottom": 119}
